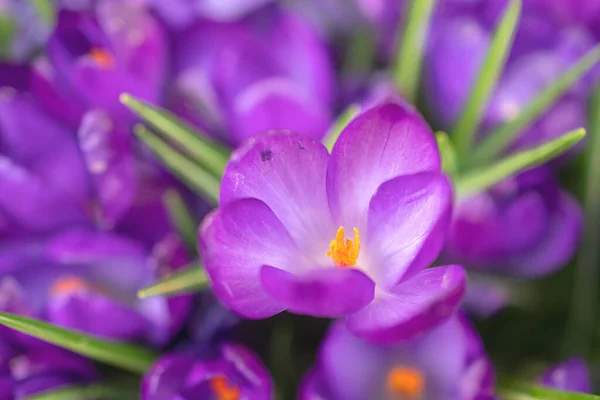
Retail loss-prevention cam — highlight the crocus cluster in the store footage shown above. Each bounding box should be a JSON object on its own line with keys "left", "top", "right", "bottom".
{"left": 0, "top": 0, "right": 597, "bottom": 398}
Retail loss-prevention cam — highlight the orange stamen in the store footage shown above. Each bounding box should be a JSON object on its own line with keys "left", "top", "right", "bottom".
{"left": 89, "top": 47, "right": 115, "bottom": 68}
{"left": 386, "top": 366, "right": 425, "bottom": 399}
{"left": 50, "top": 276, "right": 90, "bottom": 295}
{"left": 326, "top": 226, "right": 360, "bottom": 267}
{"left": 209, "top": 375, "right": 241, "bottom": 400}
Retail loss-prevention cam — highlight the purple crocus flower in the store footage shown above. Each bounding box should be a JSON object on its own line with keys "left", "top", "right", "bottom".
{"left": 0, "top": 278, "right": 98, "bottom": 399}
{"left": 445, "top": 168, "right": 582, "bottom": 278}
{"left": 0, "top": 84, "right": 192, "bottom": 346}
{"left": 424, "top": 0, "right": 595, "bottom": 153}
{"left": 169, "top": 4, "right": 335, "bottom": 146}
{"left": 149, "top": 0, "right": 273, "bottom": 28}
{"left": 539, "top": 357, "right": 592, "bottom": 393}
{"left": 141, "top": 343, "right": 273, "bottom": 400}
{"left": 30, "top": 0, "right": 167, "bottom": 128}
{"left": 301, "top": 314, "right": 495, "bottom": 400}
{"left": 200, "top": 102, "right": 465, "bottom": 343}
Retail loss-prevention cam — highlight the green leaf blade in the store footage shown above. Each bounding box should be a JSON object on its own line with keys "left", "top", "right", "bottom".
{"left": 26, "top": 384, "right": 138, "bottom": 400}
{"left": 134, "top": 125, "right": 220, "bottom": 205}
{"left": 393, "top": 0, "right": 437, "bottom": 103}
{"left": 564, "top": 84, "right": 600, "bottom": 357}
{"left": 163, "top": 190, "right": 198, "bottom": 254}
{"left": 138, "top": 264, "right": 209, "bottom": 298}
{"left": 435, "top": 131, "right": 458, "bottom": 179}
{"left": 0, "top": 312, "right": 157, "bottom": 374}
{"left": 120, "top": 93, "right": 230, "bottom": 177}
{"left": 452, "top": 0, "right": 521, "bottom": 159}
{"left": 322, "top": 105, "right": 360, "bottom": 152}
{"left": 456, "top": 128, "right": 585, "bottom": 196}
{"left": 472, "top": 43, "right": 600, "bottom": 165}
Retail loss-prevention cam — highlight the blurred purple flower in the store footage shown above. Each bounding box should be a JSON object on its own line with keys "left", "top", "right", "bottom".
{"left": 0, "top": 86, "right": 193, "bottom": 346}
{"left": 149, "top": 0, "right": 273, "bottom": 28}
{"left": 0, "top": 278, "right": 97, "bottom": 398}
{"left": 424, "top": 0, "right": 596, "bottom": 153}
{"left": 169, "top": 5, "right": 335, "bottom": 145}
{"left": 300, "top": 314, "right": 495, "bottom": 400}
{"left": 140, "top": 343, "right": 273, "bottom": 400}
{"left": 0, "top": 0, "right": 52, "bottom": 61}
{"left": 200, "top": 102, "right": 465, "bottom": 344}
{"left": 31, "top": 0, "right": 167, "bottom": 128}
{"left": 539, "top": 357, "right": 591, "bottom": 393}
{"left": 446, "top": 168, "right": 582, "bottom": 278}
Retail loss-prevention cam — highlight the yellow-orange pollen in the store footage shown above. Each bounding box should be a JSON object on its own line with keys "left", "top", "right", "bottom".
{"left": 89, "top": 47, "right": 115, "bottom": 68}
{"left": 326, "top": 226, "right": 360, "bottom": 267}
{"left": 386, "top": 367, "right": 425, "bottom": 399}
{"left": 209, "top": 375, "right": 241, "bottom": 400}
{"left": 50, "top": 276, "right": 91, "bottom": 295}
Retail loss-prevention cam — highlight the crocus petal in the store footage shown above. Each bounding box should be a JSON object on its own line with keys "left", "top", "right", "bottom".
{"left": 507, "top": 190, "right": 581, "bottom": 277}
{"left": 200, "top": 198, "right": 302, "bottom": 318}
{"left": 539, "top": 357, "right": 591, "bottom": 393}
{"left": 260, "top": 265, "right": 375, "bottom": 317}
{"left": 346, "top": 266, "right": 466, "bottom": 344}
{"left": 231, "top": 78, "right": 331, "bottom": 143}
{"left": 141, "top": 354, "right": 197, "bottom": 400}
{"left": 327, "top": 103, "right": 440, "bottom": 231}
{"left": 0, "top": 156, "right": 87, "bottom": 232}
{"left": 220, "top": 131, "right": 333, "bottom": 257}
{"left": 46, "top": 289, "right": 149, "bottom": 341}
{"left": 196, "top": 0, "right": 273, "bottom": 21}
{"left": 365, "top": 172, "right": 452, "bottom": 287}
{"left": 78, "top": 110, "right": 136, "bottom": 228}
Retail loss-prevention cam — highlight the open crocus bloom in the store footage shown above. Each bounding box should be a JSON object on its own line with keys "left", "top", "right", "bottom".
{"left": 300, "top": 314, "right": 494, "bottom": 400}
{"left": 141, "top": 344, "right": 272, "bottom": 400}
{"left": 539, "top": 357, "right": 591, "bottom": 393}
{"left": 201, "top": 102, "right": 465, "bottom": 343}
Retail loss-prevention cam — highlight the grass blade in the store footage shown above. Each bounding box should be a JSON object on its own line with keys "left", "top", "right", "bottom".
{"left": 134, "top": 125, "right": 220, "bottom": 205}
{"left": 138, "top": 264, "right": 209, "bottom": 298}
{"left": 393, "top": 0, "right": 437, "bottom": 103}
{"left": 500, "top": 386, "right": 600, "bottom": 400}
{"left": 322, "top": 104, "right": 360, "bottom": 152}
{"left": 26, "top": 384, "right": 138, "bottom": 400}
{"left": 435, "top": 131, "right": 458, "bottom": 178}
{"left": 456, "top": 128, "right": 585, "bottom": 196}
{"left": 564, "top": 85, "right": 600, "bottom": 357}
{"left": 472, "top": 43, "right": 600, "bottom": 165}
{"left": 163, "top": 190, "right": 198, "bottom": 254}
{"left": 0, "top": 312, "right": 157, "bottom": 374}
{"left": 451, "top": 0, "right": 521, "bottom": 159}
{"left": 121, "top": 94, "right": 230, "bottom": 178}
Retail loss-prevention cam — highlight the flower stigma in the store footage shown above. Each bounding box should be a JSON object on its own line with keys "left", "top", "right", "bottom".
{"left": 386, "top": 366, "right": 425, "bottom": 399}
{"left": 326, "top": 226, "right": 360, "bottom": 267}
{"left": 89, "top": 47, "right": 115, "bottom": 68}
{"left": 210, "top": 375, "right": 241, "bottom": 400}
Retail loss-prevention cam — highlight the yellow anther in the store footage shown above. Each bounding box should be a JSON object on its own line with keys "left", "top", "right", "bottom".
{"left": 89, "top": 47, "right": 115, "bottom": 68}
{"left": 210, "top": 375, "right": 241, "bottom": 400}
{"left": 326, "top": 226, "right": 360, "bottom": 267}
{"left": 386, "top": 366, "right": 425, "bottom": 399}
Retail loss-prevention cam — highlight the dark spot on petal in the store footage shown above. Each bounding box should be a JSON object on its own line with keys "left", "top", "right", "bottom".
{"left": 261, "top": 150, "right": 272, "bottom": 161}
{"left": 298, "top": 142, "right": 305, "bottom": 150}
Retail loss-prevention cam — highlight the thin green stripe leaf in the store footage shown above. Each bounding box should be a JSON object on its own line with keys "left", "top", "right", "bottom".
{"left": 26, "top": 384, "right": 138, "bottom": 400}
{"left": 456, "top": 128, "right": 585, "bottom": 196}
{"left": 121, "top": 93, "right": 230, "bottom": 178}
{"left": 0, "top": 312, "right": 157, "bottom": 374}
{"left": 322, "top": 104, "right": 360, "bottom": 152}
{"left": 163, "top": 190, "right": 198, "bottom": 254}
{"left": 564, "top": 84, "right": 600, "bottom": 357}
{"left": 393, "top": 0, "right": 437, "bottom": 103}
{"left": 134, "top": 125, "right": 220, "bottom": 205}
{"left": 452, "top": 0, "right": 521, "bottom": 159}
{"left": 435, "top": 131, "right": 458, "bottom": 179}
{"left": 138, "top": 264, "right": 209, "bottom": 298}
{"left": 501, "top": 386, "right": 600, "bottom": 400}
{"left": 472, "top": 43, "right": 600, "bottom": 165}
{"left": 0, "top": 14, "right": 15, "bottom": 58}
